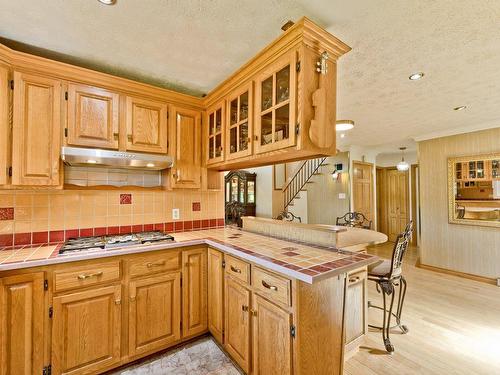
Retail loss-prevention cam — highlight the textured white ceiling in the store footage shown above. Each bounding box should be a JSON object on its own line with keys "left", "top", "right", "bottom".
{"left": 0, "top": 0, "right": 499, "bottom": 153}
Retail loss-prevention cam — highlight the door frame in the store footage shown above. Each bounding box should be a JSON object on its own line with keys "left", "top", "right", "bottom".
{"left": 352, "top": 161, "right": 374, "bottom": 226}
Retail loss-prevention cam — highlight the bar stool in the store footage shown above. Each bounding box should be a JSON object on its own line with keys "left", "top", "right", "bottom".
{"left": 367, "top": 221, "right": 413, "bottom": 353}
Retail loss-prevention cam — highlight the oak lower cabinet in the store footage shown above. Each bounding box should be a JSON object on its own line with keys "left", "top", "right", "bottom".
{"left": 207, "top": 248, "right": 224, "bottom": 344}
{"left": 51, "top": 285, "right": 122, "bottom": 375}
{"left": 344, "top": 268, "right": 368, "bottom": 355}
{"left": 0, "top": 272, "right": 46, "bottom": 375}
{"left": 251, "top": 294, "right": 293, "bottom": 375}
{"left": 128, "top": 272, "right": 181, "bottom": 358}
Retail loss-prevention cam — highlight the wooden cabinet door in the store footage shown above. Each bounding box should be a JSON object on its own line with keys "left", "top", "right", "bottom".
{"left": 11, "top": 71, "right": 61, "bottom": 186}
{"left": 251, "top": 294, "right": 292, "bottom": 375}
{"left": 182, "top": 247, "right": 207, "bottom": 338}
{"left": 208, "top": 248, "right": 224, "bottom": 344}
{"left": 226, "top": 82, "right": 253, "bottom": 161}
{"left": 345, "top": 270, "right": 367, "bottom": 346}
{"left": 67, "top": 83, "right": 119, "bottom": 149}
{"left": 0, "top": 272, "right": 45, "bottom": 375}
{"left": 51, "top": 285, "right": 121, "bottom": 375}
{"left": 129, "top": 272, "right": 181, "bottom": 357}
{"left": 205, "top": 100, "right": 225, "bottom": 165}
{"left": 224, "top": 277, "right": 251, "bottom": 373}
{"left": 352, "top": 162, "right": 374, "bottom": 225}
{"left": 0, "top": 64, "right": 9, "bottom": 186}
{"left": 125, "top": 96, "right": 168, "bottom": 153}
{"left": 170, "top": 106, "right": 201, "bottom": 188}
{"left": 387, "top": 169, "right": 409, "bottom": 241}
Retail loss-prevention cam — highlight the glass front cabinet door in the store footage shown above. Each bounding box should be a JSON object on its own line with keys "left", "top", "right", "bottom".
{"left": 226, "top": 83, "right": 253, "bottom": 161}
{"left": 206, "top": 100, "right": 225, "bottom": 165}
{"left": 254, "top": 51, "right": 297, "bottom": 154}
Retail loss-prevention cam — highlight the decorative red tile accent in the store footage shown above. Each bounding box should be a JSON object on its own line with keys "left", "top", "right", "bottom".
{"left": 283, "top": 251, "right": 299, "bottom": 256}
{"left": 299, "top": 268, "right": 319, "bottom": 276}
{"left": 210, "top": 219, "right": 217, "bottom": 228}
{"left": 283, "top": 264, "right": 302, "bottom": 271}
{"left": 192, "top": 202, "right": 201, "bottom": 212}
{"left": 143, "top": 224, "right": 154, "bottom": 232}
{"left": 132, "top": 225, "right": 143, "bottom": 233}
{"left": 120, "top": 226, "right": 132, "bottom": 234}
{"left": 120, "top": 194, "right": 132, "bottom": 205}
{"left": 80, "top": 228, "right": 94, "bottom": 237}
{"left": 94, "top": 227, "right": 107, "bottom": 236}
{"left": 108, "top": 226, "right": 120, "bottom": 235}
{"left": 154, "top": 223, "right": 164, "bottom": 232}
{"left": 183, "top": 221, "right": 193, "bottom": 230}
{"left": 49, "top": 231, "right": 64, "bottom": 243}
{"left": 14, "top": 233, "right": 31, "bottom": 246}
{"left": 309, "top": 265, "right": 331, "bottom": 273}
{"left": 0, "top": 207, "right": 14, "bottom": 220}
{"left": 65, "top": 229, "right": 79, "bottom": 240}
{"left": 192, "top": 220, "right": 201, "bottom": 229}
{"left": 201, "top": 220, "right": 210, "bottom": 228}
{"left": 217, "top": 218, "right": 225, "bottom": 227}
{"left": 0, "top": 234, "right": 13, "bottom": 247}
{"left": 32, "top": 232, "right": 48, "bottom": 244}
{"left": 174, "top": 221, "right": 184, "bottom": 232}
{"left": 165, "top": 222, "right": 174, "bottom": 232}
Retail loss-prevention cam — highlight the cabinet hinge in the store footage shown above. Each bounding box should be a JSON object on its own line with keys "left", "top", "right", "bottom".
{"left": 295, "top": 123, "right": 300, "bottom": 135}
{"left": 222, "top": 260, "right": 226, "bottom": 268}
{"left": 180, "top": 277, "right": 182, "bottom": 287}
{"left": 42, "top": 365, "right": 52, "bottom": 375}
{"left": 290, "top": 325, "right": 296, "bottom": 338}
{"left": 65, "top": 91, "right": 68, "bottom": 101}
{"left": 167, "top": 111, "right": 169, "bottom": 119}
{"left": 64, "top": 128, "right": 68, "bottom": 137}
{"left": 44, "top": 279, "right": 49, "bottom": 291}
{"left": 296, "top": 61, "right": 301, "bottom": 72}
{"left": 48, "top": 306, "right": 53, "bottom": 319}
{"left": 9, "top": 80, "right": 13, "bottom": 90}
{"left": 7, "top": 166, "right": 12, "bottom": 177}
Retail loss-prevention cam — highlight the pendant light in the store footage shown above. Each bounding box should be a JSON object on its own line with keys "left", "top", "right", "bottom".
{"left": 396, "top": 147, "right": 410, "bottom": 171}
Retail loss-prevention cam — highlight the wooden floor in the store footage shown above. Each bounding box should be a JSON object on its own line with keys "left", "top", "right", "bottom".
{"left": 345, "top": 243, "right": 500, "bottom": 375}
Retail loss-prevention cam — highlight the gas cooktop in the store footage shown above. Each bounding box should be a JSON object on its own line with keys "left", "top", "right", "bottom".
{"left": 59, "top": 231, "right": 175, "bottom": 255}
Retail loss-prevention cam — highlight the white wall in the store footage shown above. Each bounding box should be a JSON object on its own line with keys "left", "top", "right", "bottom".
{"left": 245, "top": 166, "right": 273, "bottom": 218}
{"left": 376, "top": 151, "right": 417, "bottom": 167}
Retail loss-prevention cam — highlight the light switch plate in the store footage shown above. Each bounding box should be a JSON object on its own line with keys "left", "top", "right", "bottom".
{"left": 338, "top": 193, "right": 346, "bottom": 199}
{"left": 172, "top": 208, "right": 180, "bottom": 220}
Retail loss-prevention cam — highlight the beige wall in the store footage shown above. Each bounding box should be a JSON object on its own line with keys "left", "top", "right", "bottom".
{"left": 419, "top": 128, "right": 500, "bottom": 279}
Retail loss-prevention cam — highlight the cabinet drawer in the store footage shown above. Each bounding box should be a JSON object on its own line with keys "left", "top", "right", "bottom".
{"left": 347, "top": 269, "right": 367, "bottom": 286}
{"left": 252, "top": 267, "right": 291, "bottom": 306}
{"left": 129, "top": 251, "right": 181, "bottom": 278}
{"left": 224, "top": 255, "right": 250, "bottom": 284}
{"left": 54, "top": 261, "right": 121, "bottom": 293}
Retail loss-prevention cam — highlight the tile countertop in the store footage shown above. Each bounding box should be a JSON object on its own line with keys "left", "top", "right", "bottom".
{"left": 0, "top": 227, "right": 379, "bottom": 284}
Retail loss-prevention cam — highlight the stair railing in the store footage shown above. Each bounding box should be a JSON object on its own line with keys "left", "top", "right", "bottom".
{"left": 282, "top": 157, "right": 327, "bottom": 211}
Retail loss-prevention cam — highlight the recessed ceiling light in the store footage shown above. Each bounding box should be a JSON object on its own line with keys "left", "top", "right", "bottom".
{"left": 98, "top": 0, "right": 116, "bottom": 5}
{"left": 454, "top": 105, "right": 467, "bottom": 111}
{"left": 336, "top": 120, "right": 354, "bottom": 131}
{"left": 87, "top": 159, "right": 97, "bottom": 164}
{"left": 409, "top": 72, "right": 424, "bottom": 81}
{"left": 146, "top": 163, "right": 155, "bottom": 168}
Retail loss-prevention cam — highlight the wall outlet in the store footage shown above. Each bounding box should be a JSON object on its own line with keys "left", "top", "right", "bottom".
{"left": 172, "top": 208, "right": 180, "bottom": 220}
{"left": 338, "top": 193, "right": 346, "bottom": 200}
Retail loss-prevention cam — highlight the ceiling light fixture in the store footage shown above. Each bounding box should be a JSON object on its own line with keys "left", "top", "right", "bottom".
{"left": 86, "top": 159, "right": 97, "bottom": 164}
{"left": 146, "top": 163, "right": 155, "bottom": 168}
{"left": 409, "top": 72, "right": 424, "bottom": 81}
{"left": 396, "top": 147, "right": 410, "bottom": 171}
{"left": 336, "top": 120, "right": 354, "bottom": 131}
{"left": 454, "top": 105, "right": 467, "bottom": 111}
{"left": 98, "top": 0, "right": 116, "bottom": 5}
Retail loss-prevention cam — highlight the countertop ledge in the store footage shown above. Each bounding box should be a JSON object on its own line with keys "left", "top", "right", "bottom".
{"left": 0, "top": 228, "right": 379, "bottom": 284}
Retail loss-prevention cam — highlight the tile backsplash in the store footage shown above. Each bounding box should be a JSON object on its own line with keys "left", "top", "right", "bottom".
{"left": 0, "top": 189, "right": 224, "bottom": 246}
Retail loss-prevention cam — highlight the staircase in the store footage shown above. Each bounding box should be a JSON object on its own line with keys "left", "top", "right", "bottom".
{"left": 283, "top": 157, "right": 328, "bottom": 212}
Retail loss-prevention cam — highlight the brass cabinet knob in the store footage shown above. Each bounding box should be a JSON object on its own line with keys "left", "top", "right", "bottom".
{"left": 250, "top": 309, "right": 257, "bottom": 316}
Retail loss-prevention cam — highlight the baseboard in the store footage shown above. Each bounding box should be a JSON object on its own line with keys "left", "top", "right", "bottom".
{"left": 417, "top": 261, "right": 497, "bottom": 286}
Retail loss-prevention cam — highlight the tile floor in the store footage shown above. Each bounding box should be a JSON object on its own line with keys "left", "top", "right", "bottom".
{"left": 110, "top": 337, "right": 241, "bottom": 375}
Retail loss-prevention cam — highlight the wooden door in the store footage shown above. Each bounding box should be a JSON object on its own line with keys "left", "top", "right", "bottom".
{"left": 345, "top": 270, "right": 367, "bottom": 346}
{"left": 182, "top": 247, "right": 207, "bottom": 338}
{"left": 208, "top": 248, "right": 224, "bottom": 344}
{"left": 67, "top": 83, "right": 119, "bottom": 149}
{"left": 11, "top": 71, "right": 61, "bottom": 186}
{"left": 226, "top": 82, "right": 253, "bottom": 160}
{"left": 387, "top": 169, "right": 409, "bottom": 241}
{"left": 251, "top": 294, "right": 292, "bottom": 375}
{"left": 126, "top": 96, "right": 168, "bottom": 153}
{"left": 129, "top": 272, "right": 181, "bottom": 357}
{"left": 206, "top": 100, "right": 225, "bottom": 165}
{"left": 224, "top": 277, "right": 251, "bottom": 373}
{"left": 0, "top": 64, "right": 9, "bottom": 186}
{"left": 170, "top": 106, "right": 201, "bottom": 188}
{"left": 254, "top": 51, "right": 297, "bottom": 154}
{"left": 352, "top": 162, "right": 373, "bottom": 226}
{"left": 0, "top": 272, "right": 45, "bottom": 375}
{"left": 51, "top": 285, "right": 121, "bottom": 375}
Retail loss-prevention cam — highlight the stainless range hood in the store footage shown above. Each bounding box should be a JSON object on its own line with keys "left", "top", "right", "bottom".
{"left": 61, "top": 147, "right": 174, "bottom": 170}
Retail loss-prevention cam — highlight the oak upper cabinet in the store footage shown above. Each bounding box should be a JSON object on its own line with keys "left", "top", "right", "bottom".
{"left": 251, "top": 294, "right": 293, "bottom": 375}
{"left": 206, "top": 100, "right": 225, "bottom": 165}
{"left": 0, "top": 64, "right": 9, "bottom": 186}
{"left": 0, "top": 272, "right": 45, "bottom": 375}
{"left": 226, "top": 82, "right": 253, "bottom": 160}
{"left": 207, "top": 248, "right": 224, "bottom": 344}
{"left": 128, "top": 272, "right": 181, "bottom": 357}
{"left": 170, "top": 106, "right": 201, "bottom": 188}
{"left": 182, "top": 247, "right": 208, "bottom": 338}
{"left": 51, "top": 285, "right": 122, "bottom": 375}
{"left": 345, "top": 269, "right": 368, "bottom": 349}
{"left": 11, "top": 71, "right": 62, "bottom": 186}
{"left": 125, "top": 96, "right": 168, "bottom": 153}
{"left": 66, "top": 83, "right": 119, "bottom": 149}
{"left": 224, "top": 276, "right": 251, "bottom": 374}
{"left": 254, "top": 51, "right": 296, "bottom": 154}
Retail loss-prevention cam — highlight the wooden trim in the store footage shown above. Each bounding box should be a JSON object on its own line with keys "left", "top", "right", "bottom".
{"left": 417, "top": 261, "right": 497, "bottom": 286}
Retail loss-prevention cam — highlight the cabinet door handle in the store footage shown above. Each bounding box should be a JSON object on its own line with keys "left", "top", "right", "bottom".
{"left": 230, "top": 265, "right": 242, "bottom": 274}
{"left": 115, "top": 299, "right": 121, "bottom": 305}
{"left": 113, "top": 132, "right": 119, "bottom": 140}
{"left": 250, "top": 309, "right": 257, "bottom": 316}
{"left": 127, "top": 134, "right": 133, "bottom": 141}
{"left": 147, "top": 261, "right": 166, "bottom": 268}
{"left": 77, "top": 271, "right": 103, "bottom": 280}
{"left": 242, "top": 305, "right": 249, "bottom": 312}
{"left": 349, "top": 276, "right": 361, "bottom": 283}
{"left": 130, "top": 296, "right": 136, "bottom": 302}
{"left": 262, "top": 280, "right": 278, "bottom": 291}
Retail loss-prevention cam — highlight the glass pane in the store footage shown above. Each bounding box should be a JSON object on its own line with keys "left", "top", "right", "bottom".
{"left": 493, "top": 160, "right": 499, "bottom": 178}
{"left": 261, "top": 112, "right": 273, "bottom": 146}
{"left": 230, "top": 127, "right": 237, "bottom": 153}
{"left": 225, "top": 182, "right": 230, "bottom": 202}
{"left": 231, "top": 177, "right": 238, "bottom": 202}
{"left": 261, "top": 76, "right": 273, "bottom": 111}
{"left": 276, "top": 65, "right": 290, "bottom": 104}
{"left": 240, "top": 91, "right": 248, "bottom": 120}
{"left": 215, "top": 108, "right": 222, "bottom": 133}
{"left": 215, "top": 134, "right": 222, "bottom": 157}
{"left": 247, "top": 181, "right": 255, "bottom": 203}
{"left": 209, "top": 113, "right": 214, "bottom": 135}
{"left": 239, "top": 122, "right": 248, "bottom": 151}
{"left": 275, "top": 104, "right": 290, "bottom": 142}
{"left": 469, "top": 161, "right": 476, "bottom": 179}
{"left": 239, "top": 180, "right": 245, "bottom": 202}
{"left": 477, "top": 161, "right": 484, "bottom": 178}
{"left": 230, "top": 99, "right": 238, "bottom": 125}
{"left": 209, "top": 138, "right": 214, "bottom": 159}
